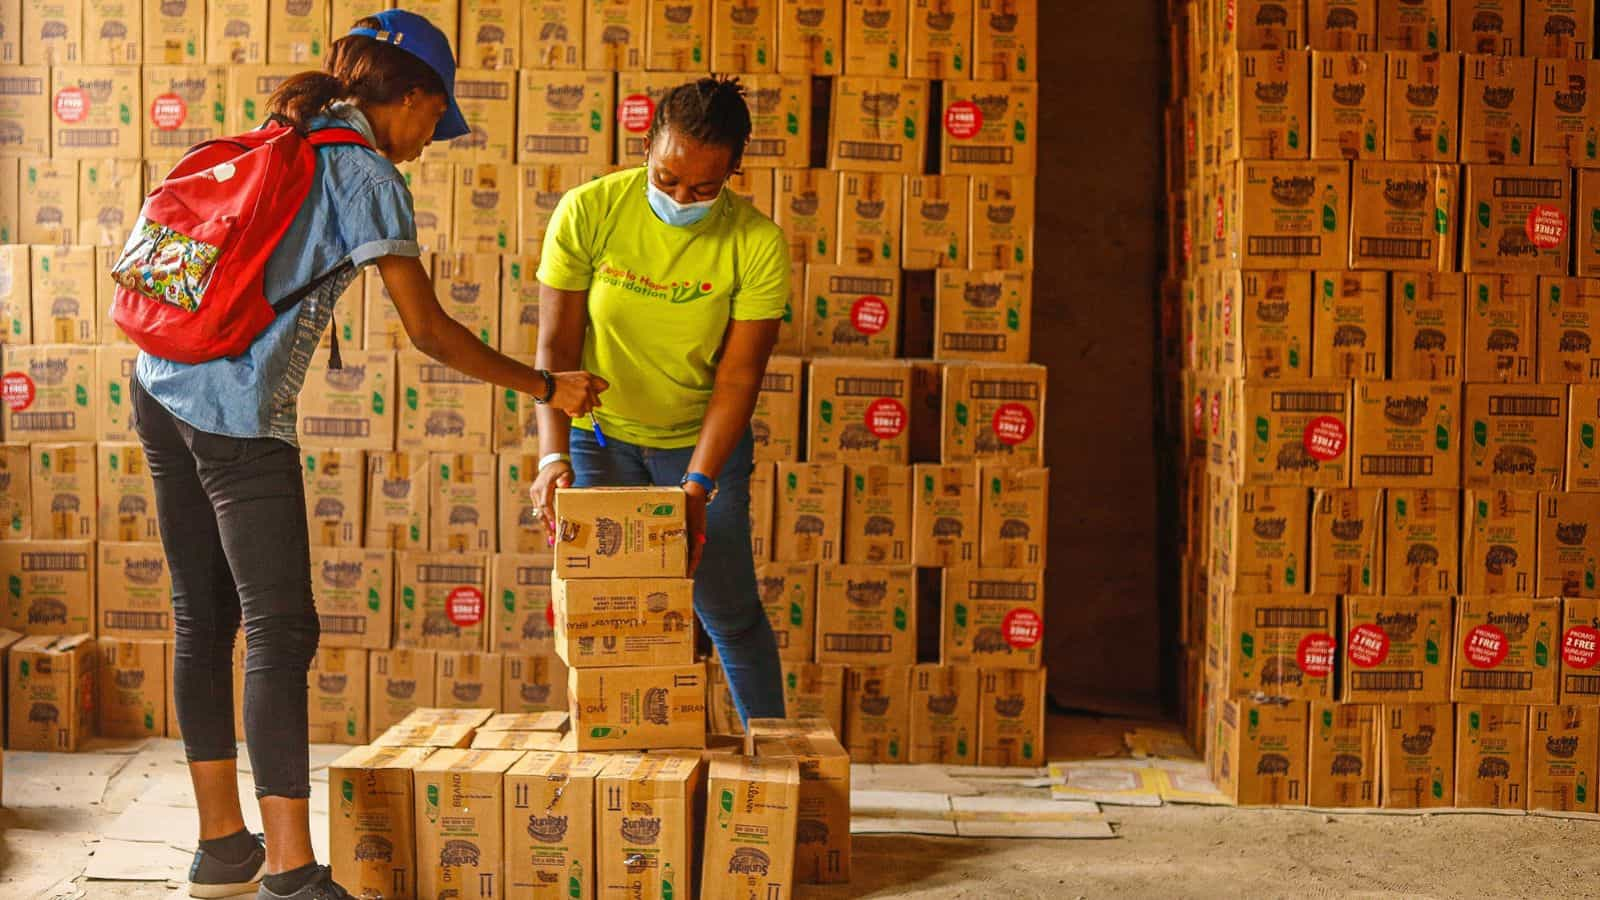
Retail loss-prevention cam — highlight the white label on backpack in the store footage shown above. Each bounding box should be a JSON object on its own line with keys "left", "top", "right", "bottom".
{"left": 211, "top": 162, "right": 236, "bottom": 183}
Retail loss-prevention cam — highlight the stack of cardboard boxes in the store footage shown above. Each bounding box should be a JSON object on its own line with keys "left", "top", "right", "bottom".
{"left": 1169, "top": 0, "right": 1600, "bottom": 812}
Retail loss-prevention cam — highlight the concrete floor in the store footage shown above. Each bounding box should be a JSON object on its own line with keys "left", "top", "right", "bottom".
{"left": 3, "top": 716, "right": 1598, "bottom": 899}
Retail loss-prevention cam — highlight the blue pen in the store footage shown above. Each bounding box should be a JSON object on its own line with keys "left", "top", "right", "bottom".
{"left": 591, "top": 411, "right": 608, "bottom": 447}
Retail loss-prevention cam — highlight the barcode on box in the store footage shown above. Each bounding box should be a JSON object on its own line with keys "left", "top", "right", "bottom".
{"left": 1564, "top": 673, "right": 1600, "bottom": 696}
{"left": 524, "top": 136, "right": 589, "bottom": 155}
{"left": 833, "top": 377, "right": 904, "bottom": 397}
{"left": 319, "top": 615, "right": 368, "bottom": 635}
{"left": 152, "top": 128, "right": 212, "bottom": 148}
{"left": 1358, "top": 237, "right": 1428, "bottom": 259}
{"left": 1247, "top": 236, "right": 1321, "bottom": 257}
{"left": 1271, "top": 391, "right": 1345, "bottom": 413}
{"left": 942, "top": 334, "right": 1007, "bottom": 352}
{"left": 1492, "top": 176, "right": 1562, "bottom": 199}
{"left": 950, "top": 146, "right": 1015, "bottom": 165}
{"left": 417, "top": 563, "right": 484, "bottom": 583}
{"left": 822, "top": 633, "right": 891, "bottom": 653}
{"left": 11, "top": 412, "right": 77, "bottom": 431}
{"left": 827, "top": 274, "right": 897, "bottom": 294}
{"left": 1488, "top": 395, "right": 1562, "bottom": 416}
{"left": 1361, "top": 455, "right": 1433, "bottom": 476}
{"left": 838, "top": 141, "right": 903, "bottom": 162}
{"left": 965, "top": 580, "right": 1037, "bottom": 601}
{"left": 103, "top": 610, "right": 169, "bottom": 632}
{"left": 746, "top": 139, "right": 787, "bottom": 157}
{"left": 1460, "top": 670, "right": 1532, "bottom": 691}
{"left": 58, "top": 130, "right": 120, "bottom": 148}
{"left": 1350, "top": 670, "right": 1424, "bottom": 691}
{"left": 303, "top": 418, "right": 372, "bottom": 439}
{"left": 1254, "top": 608, "right": 1328, "bottom": 628}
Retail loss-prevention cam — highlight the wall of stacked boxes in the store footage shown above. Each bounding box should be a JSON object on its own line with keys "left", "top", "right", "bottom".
{"left": 1168, "top": 0, "right": 1600, "bottom": 811}
{"left": 0, "top": 0, "right": 1045, "bottom": 793}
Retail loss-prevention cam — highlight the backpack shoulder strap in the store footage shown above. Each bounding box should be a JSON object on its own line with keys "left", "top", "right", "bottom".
{"left": 306, "top": 127, "right": 372, "bottom": 150}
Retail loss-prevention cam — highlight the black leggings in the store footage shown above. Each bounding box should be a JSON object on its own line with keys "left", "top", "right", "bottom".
{"left": 133, "top": 378, "right": 319, "bottom": 799}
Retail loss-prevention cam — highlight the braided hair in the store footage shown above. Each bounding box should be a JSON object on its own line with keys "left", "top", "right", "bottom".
{"left": 643, "top": 76, "right": 754, "bottom": 170}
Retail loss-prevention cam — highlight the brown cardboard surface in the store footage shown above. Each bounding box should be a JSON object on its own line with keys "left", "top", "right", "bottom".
{"left": 1537, "top": 491, "right": 1600, "bottom": 597}
{"left": 1538, "top": 276, "right": 1600, "bottom": 383}
{"left": 368, "top": 649, "right": 438, "bottom": 736}
{"left": 1463, "top": 488, "right": 1539, "bottom": 595}
{"left": 1526, "top": 0, "right": 1594, "bottom": 57}
{"left": 1454, "top": 0, "right": 1523, "bottom": 53}
{"left": 496, "top": 452, "right": 552, "bottom": 552}
{"left": 413, "top": 749, "right": 522, "bottom": 900}
{"left": 1309, "top": 0, "right": 1377, "bottom": 49}
{"left": 96, "top": 541, "right": 170, "bottom": 639}
{"left": 0, "top": 540, "right": 93, "bottom": 634}
{"left": 303, "top": 449, "right": 365, "bottom": 549}
{"left": 843, "top": 0, "right": 905, "bottom": 75}
{"left": 1224, "top": 49, "right": 1310, "bottom": 161}
{"left": 1528, "top": 704, "right": 1599, "bottom": 812}
{"left": 1226, "top": 593, "right": 1337, "bottom": 701}
{"left": 941, "top": 79, "right": 1036, "bottom": 176}
{"left": 912, "top": 463, "right": 978, "bottom": 567}
{"left": 595, "top": 751, "right": 705, "bottom": 900}
{"left": 0, "top": 246, "right": 30, "bottom": 344}
{"left": 517, "top": 69, "right": 615, "bottom": 166}
{"left": 1233, "top": 159, "right": 1350, "bottom": 269}
{"left": 1384, "top": 488, "right": 1460, "bottom": 595}
{"left": 1307, "top": 702, "right": 1379, "bottom": 808}
{"left": 366, "top": 452, "right": 429, "bottom": 551}
{"left": 615, "top": 72, "right": 692, "bottom": 165}
{"left": 782, "top": 661, "right": 846, "bottom": 738}
{"left": 29, "top": 244, "right": 94, "bottom": 343}
{"left": 971, "top": 0, "right": 1034, "bottom": 80}
{"left": 968, "top": 173, "right": 1033, "bottom": 269}
{"left": 906, "top": 0, "right": 969, "bottom": 80}
{"left": 774, "top": 461, "right": 844, "bottom": 563}
{"left": 397, "top": 166, "right": 452, "bottom": 255}
{"left": 934, "top": 268, "right": 1031, "bottom": 363}
{"left": 644, "top": 0, "right": 709, "bottom": 70}
{"left": 1455, "top": 703, "right": 1528, "bottom": 809}
{"left": 742, "top": 73, "right": 810, "bottom": 168}
{"left": 83, "top": 0, "right": 143, "bottom": 64}
{"left": 0, "top": 66, "right": 49, "bottom": 158}
{"left": 836, "top": 170, "right": 903, "bottom": 266}
{"left": 309, "top": 647, "right": 369, "bottom": 745}
{"left": 568, "top": 662, "right": 707, "bottom": 750}
{"left": 775, "top": 169, "right": 839, "bottom": 263}
{"left": 96, "top": 637, "right": 163, "bottom": 739}
{"left": 435, "top": 650, "right": 504, "bottom": 711}
{"left": 328, "top": 745, "right": 432, "bottom": 900}
{"left": 504, "top": 751, "right": 607, "bottom": 898}
{"left": 1310, "top": 51, "right": 1383, "bottom": 159}
{"left": 904, "top": 174, "right": 970, "bottom": 269}
{"left": 1576, "top": 171, "right": 1600, "bottom": 277}
{"left": 489, "top": 552, "right": 555, "bottom": 654}
{"left": 749, "top": 729, "right": 850, "bottom": 883}
{"left": 940, "top": 567, "right": 1042, "bottom": 669}
{"left": 397, "top": 349, "right": 494, "bottom": 454}
{"left": 1461, "top": 54, "right": 1535, "bottom": 165}
{"left": 815, "top": 564, "right": 915, "bottom": 665}
{"left": 77, "top": 158, "right": 140, "bottom": 247}
{"left": 1452, "top": 596, "right": 1559, "bottom": 705}
{"left": 727, "top": 167, "right": 775, "bottom": 217}
{"left": 431, "top": 253, "right": 502, "bottom": 349}
{"left": 451, "top": 162, "right": 517, "bottom": 253}
{"left": 0, "top": 442, "right": 29, "bottom": 540}
{"left": 515, "top": 163, "right": 585, "bottom": 261}
{"left": 700, "top": 755, "right": 799, "bottom": 900}
{"left": 425, "top": 69, "right": 515, "bottom": 165}
{"left": 940, "top": 361, "right": 1046, "bottom": 465}
{"left": 803, "top": 265, "right": 901, "bottom": 358}
{"left": 8, "top": 632, "right": 95, "bottom": 752}
{"left": 1385, "top": 52, "right": 1460, "bottom": 161}
{"left": 1570, "top": 385, "right": 1600, "bottom": 489}
{"left": 522, "top": 0, "right": 584, "bottom": 68}
{"left": 50, "top": 66, "right": 141, "bottom": 159}
{"left": 552, "top": 487, "right": 688, "bottom": 579}
{"left": 1351, "top": 380, "right": 1461, "bottom": 489}
{"left": 222, "top": 64, "right": 298, "bottom": 133}
{"left": 753, "top": 355, "right": 803, "bottom": 462}
{"left": 908, "top": 663, "right": 977, "bottom": 765}
{"left": 1310, "top": 487, "right": 1384, "bottom": 595}
{"left": 30, "top": 442, "right": 94, "bottom": 539}
{"left": 1461, "top": 164, "right": 1570, "bottom": 275}
{"left": 757, "top": 562, "right": 816, "bottom": 661}
{"left": 1215, "top": 698, "right": 1308, "bottom": 806}
{"left": 713, "top": 0, "right": 778, "bottom": 72}
{"left": 310, "top": 548, "right": 393, "bottom": 651}
{"left": 142, "top": 65, "right": 224, "bottom": 160}
{"left": 460, "top": 0, "right": 520, "bottom": 68}
{"left": 1462, "top": 383, "right": 1567, "bottom": 491}
{"left": 205, "top": 0, "right": 264, "bottom": 64}
{"left": 1380, "top": 703, "right": 1454, "bottom": 808}
{"left": 973, "top": 464, "right": 1047, "bottom": 569}
{"left": 844, "top": 663, "right": 909, "bottom": 763}
{"left": 828, "top": 76, "right": 928, "bottom": 173}
{"left": 1559, "top": 597, "right": 1600, "bottom": 703}
{"left": 1211, "top": 483, "right": 1309, "bottom": 594}
{"left": 778, "top": 0, "right": 843, "bottom": 74}
{"left": 296, "top": 348, "right": 396, "bottom": 451}
{"left": 1311, "top": 269, "right": 1386, "bottom": 379}
{"left": 392, "top": 551, "right": 490, "bottom": 652}
{"left": 20, "top": 159, "right": 78, "bottom": 245}
{"left": 427, "top": 453, "right": 496, "bottom": 554}
{"left": 551, "top": 573, "right": 695, "bottom": 667}
{"left": 1226, "top": 270, "right": 1312, "bottom": 379}
{"left": 501, "top": 650, "right": 569, "bottom": 713}
{"left": 1349, "top": 161, "right": 1457, "bottom": 272}
{"left": 843, "top": 464, "right": 912, "bottom": 565}
{"left": 1390, "top": 272, "right": 1465, "bottom": 381}
{"left": 142, "top": 0, "right": 202, "bottom": 63}
{"left": 1342, "top": 595, "right": 1453, "bottom": 703}
{"left": 806, "top": 363, "right": 913, "bottom": 468}
{"left": 1534, "top": 58, "right": 1600, "bottom": 166}
{"left": 751, "top": 461, "right": 776, "bottom": 562}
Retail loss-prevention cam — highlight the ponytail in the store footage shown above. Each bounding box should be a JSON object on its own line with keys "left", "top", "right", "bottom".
{"left": 265, "top": 16, "right": 448, "bottom": 132}
{"left": 266, "top": 72, "right": 347, "bottom": 131}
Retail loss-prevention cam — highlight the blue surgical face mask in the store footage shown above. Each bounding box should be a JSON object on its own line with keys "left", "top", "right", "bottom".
{"left": 647, "top": 180, "right": 719, "bottom": 227}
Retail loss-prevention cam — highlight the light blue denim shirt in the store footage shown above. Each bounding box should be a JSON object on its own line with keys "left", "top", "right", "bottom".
{"left": 136, "top": 105, "right": 421, "bottom": 446}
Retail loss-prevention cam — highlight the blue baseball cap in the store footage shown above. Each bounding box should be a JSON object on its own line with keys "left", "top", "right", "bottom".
{"left": 348, "top": 9, "right": 470, "bottom": 142}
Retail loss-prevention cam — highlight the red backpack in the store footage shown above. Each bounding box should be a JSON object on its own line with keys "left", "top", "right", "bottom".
{"left": 110, "top": 123, "right": 372, "bottom": 364}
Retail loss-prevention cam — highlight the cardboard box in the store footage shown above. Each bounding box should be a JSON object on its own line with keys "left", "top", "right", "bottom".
{"left": 586, "top": 0, "right": 646, "bottom": 68}
{"left": 1384, "top": 52, "right": 1460, "bottom": 162}
{"left": 843, "top": 664, "right": 908, "bottom": 762}
{"left": 19, "top": 159, "right": 76, "bottom": 245}
{"left": 522, "top": 0, "right": 584, "bottom": 68}
{"left": 1309, "top": 51, "right": 1384, "bottom": 159}
{"left": 502, "top": 651, "right": 568, "bottom": 712}
{"left": 7, "top": 633, "right": 94, "bottom": 752}
{"left": 1561, "top": 598, "right": 1600, "bottom": 702}
{"left": 1307, "top": 702, "right": 1379, "bottom": 807}
{"left": 751, "top": 460, "right": 775, "bottom": 561}
{"left": 978, "top": 464, "right": 1046, "bottom": 569}
{"left": 515, "top": 164, "right": 585, "bottom": 261}
{"left": 29, "top": 442, "right": 92, "bottom": 539}
{"left": 774, "top": 169, "right": 838, "bottom": 263}
{"left": 712, "top": 0, "right": 777, "bottom": 71}
{"left": 205, "top": 0, "right": 264, "bottom": 64}
{"left": 644, "top": 0, "right": 708, "bottom": 70}
{"left": 427, "top": 453, "right": 495, "bottom": 554}
{"left": 142, "top": 65, "right": 224, "bottom": 160}
{"left": 1348, "top": 162, "right": 1457, "bottom": 271}
{"left": 503, "top": 751, "right": 605, "bottom": 898}
{"left": 1534, "top": 58, "right": 1600, "bottom": 166}
{"left": 907, "top": 0, "right": 975, "bottom": 76}
{"left": 814, "top": 564, "right": 915, "bottom": 666}
{"left": 1571, "top": 385, "right": 1600, "bottom": 489}
{"left": 1526, "top": 0, "right": 1593, "bottom": 56}
{"left": 302, "top": 448, "right": 364, "bottom": 548}
{"left": 747, "top": 727, "right": 849, "bottom": 883}
{"left": 77, "top": 158, "right": 141, "bottom": 247}
{"left": 1376, "top": 0, "right": 1445, "bottom": 48}
{"left": 934, "top": 269, "right": 1030, "bottom": 363}
{"left": 393, "top": 167, "right": 451, "bottom": 257}
{"left": 780, "top": 661, "right": 844, "bottom": 736}
{"left": 0, "top": 246, "right": 29, "bottom": 344}
{"left": 1389, "top": 272, "right": 1464, "bottom": 381}
{"left": 369, "top": 649, "right": 438, "bottom": 736}
{"left": 143, "top": 0, "right": 203, "bottom": 63}
{"left": 1539, "top": 491, "right": 1600, "bottom": 597}
{"left": 413, "top": 749, "right": 521, "bottom": 900}
{"left": 775, "top": 0, "right": 845, "bottom": 75}
{"left": 1310, "top": 488, "right": 1384, "bottom": 594}
{"left": 1453, "top": 0, "right": 1522, "bottom": 53}
{"left": 1461, "top": 54, "right": 1535, "bottom": 165}
{"left": 1308, "top": 0, "right": 1377, "bottom": 49}
{"left": 430, "top": 253, "right": 501, "bottom": 349}
{"left": 309, "top": 647, "right": 369, "bottom": 744}
{"left": 836, "top": 170, "right": 902, "bottom": 266}
{"left": 459, "top": 0, "right": 519, "bottom": 68}
{"left": 596, "top": 752, "right": 705, "bottom": 898}
{"left": 941, "top": 79, "right": 1035, "bottom": 177}
{"left": 1455, "top": 703, "right": 1528, "bottom": 809}
{"left": 1232, "top": 160, "right": 1349, "bottom": 270}
{"left": 495, "top": 455, "right": 553, "bottom": 557}
{"left": 96, "top": 637, "right": 164, "bottom": 739}
{"left": 96, "top": 541, "right": 171, "bottom": 638}
{"left": 1211, "top": 483, "right": 1308, "bottom": 594}
{"left": 1463, "top": 488, "right": 1538, "bottom": 595}
{"left": 30, "top": 244, "right": 95, "bottom": 344}
{"left": 1214, "top": 698, "right": 1309, "bottom": 806}
{"left": 803, "top": 264, "right": 900, "bottom": 359}
{"left": 550, "top": 573, "right": 695, "bottom": 667}
{"left": 397, "top": 349, "right": 494, "bottom": 454}
{"left": 1453, "top": 596, "right": 1560, "bottom": 704}
{"left": 908, "top": 663, "right": 977, "bottom": 765}
{"left": 971, "top": 0, "right": 1033, "bottom": 79}
{"left": 296, "top": 348, "right": 396, "bottom": 451}
{"left": 843, "top": 464, "right": 911, "bottom": 564}
{"left": 753, "top": 355, "right": 802, "bottom": 462}
{"left": 1225, "top": 270, "right": 1312, "bottom": 379}
{"left": 1540, "top": 276, "right": 1600, "bottom": 383}
{"left": 903, "top": 174, "right": 969, "bottom": 269}
{"left": 569, "top": 662, "right": 706, "bottom": 750}
{"left": 82, "top": 0, "right": 142, "bottom": 63}
{"left": 1379, "top": 703, "right": 1454, "bottom": 808}
{"left": 310, "top": 548, "right": 393, "bottom": 651}
{"left": 328, "top": 745, "right": 432, "bottom": 900}
{"left": 707, "top": 657, "right": 743, "bottom": 736}
{"left": 700, "top": 755, "right": 799, "bottom": 900}
{"left": 940, "top": 362, "right": 1046, "bottom": 466}
{"left": 727, "top": 167, "right": 774, "bottom": 218}
{"left": 1528, "top": 704, "right": 1599, "bottom": 812}
{"left": 374, "top": 706, "right": 495, "bottom": 748}
{"left": 1225, "top": 593, "right": 1337, "bottom": 701}
{"left": 0, "top": 442, "right": 29, "bottom": 539}
{"left": 968, "top": 173, "right": 1033, "bottom": 269}
{"left": 756, "top": 562, "right": 815, "bottom": 661}
{"left": 451, "top": 162, "right": 516, "bottom": 253}
{"left": 828, "top": 76, "right": 927, "bottom": 173}
{"left": 221, "top": 64, "right": 297, "bottom": 134}
{"left": 1383, "top": 488, "right": 1459, "bottom": 595}
{"left": 1461, "top": 164, "right": 1570, "bottom": 276}
{"left": 366, "top": 452, "right": 429, "bottom": 550}
{"left": 1463, "top": 383, "right": 1567, "bottom": 491}
{"left": 517, "top": 69, "right": 615, "bottom": 168}
{"left": 939, "top": 567, "right": 1042, "bottom": 669}
{"left": 488, "top": 553, "right": 554, "bottom": 654}
{"left": 0, "top": 66, "right": 49, "bottom": 158}
{"left": 22, "top": 0, "right": 81, "bottom": 64}
{"left": 912, "top": 463, "right": 978, "bottom": 567}
{"left": 1576, "top": 171, "right": 1600, "bottom": 277}
{"left": 552, "top": 487, "right": 687, "bottom": 579}
{"left": 435, "top": 69, "right": 518, "bottom": 166}
{"left": 436, "top": 650, "right": 504, "bottom": 710}
{"left": 1351, "top": 381, "right": 1461, "bottom": 489}
{"left": 50, "top": 66, "right": 141, "bottom": 159}
{"left": 393, "top": 552, "right": 490, "bottom": 652}
{"left": 1341, "top": 595, "right": 1452, "bottom": 703}
{"left": 0, "top": 539, "right": 93, "bottom": 634}
{"left": 842, "top": 0, "right": 905, "bottom": 76}
{"left": 1222, "top": 49, "right": 1310, "bottom": 161}
{"left": 773, "top": 462, "right": 843, "bottom": 563}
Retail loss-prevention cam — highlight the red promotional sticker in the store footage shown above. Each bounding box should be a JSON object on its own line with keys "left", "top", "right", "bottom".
{"left": 943, "top": 100, "right": 983, "bottom": 139}
{"left": 544, "top": 598, "right": 556, "bottom": 630}
{"left": 53, "top": 87, "right": 88, "bottom": 124}
{"left": 1, "top": 372, "right": 34, "bottom": 412}
{"left": 992, "top": 403, "right": 1035, "bottom": 446}
{"left": 1213, "top": 194, "right": 1225, "bottom": 242}
{"left": 1564, "top": 626, "right": 1600, "bottom": 670}
{"left": 1210, "top": 392, "right": 1221, "bottom": 436}
{"left": 865, "top": 398, "right": 907, "bottom": 440}
{"left": 1221, "top": 286, "right": 1233, "bottom": 337}
{"left": 1526, "top": 204, "right": 1567, "bottom": 249}
{"left": 1464, "top": 624, "right": 1509, "bottom": 669}
{"left": 1002, "top": 608, "right": 1042, "bottom": 649}
{"left": 150, "top": 93, "right": 187, "bottom": 131}
{"left": 850, "top": 296, "right": 889, "bottom": 335}
{"left": 618, "top": 94, "right": 655, "bottom": 133}
{"left": 1192, "top": 393, "right": 1205, "bottom": 439}
{"left": 1297, "top": 633, "right": 1336, "bottom": 678}
{"left": 1346, "top": 623, "right": 1390, "bottom": 669}
{"left": 446, "top": 587, "right": 485, "bottom": 627}
{"left": 1303, "top": 415, "right": 1347, "bottom": 461}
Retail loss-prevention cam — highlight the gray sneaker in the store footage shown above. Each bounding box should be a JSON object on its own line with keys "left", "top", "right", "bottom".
{"left": 188, "top": 833, "right": 266, "bottom": 898}
{"left": 256, "top": 866, "right": 354, "bottom": 900}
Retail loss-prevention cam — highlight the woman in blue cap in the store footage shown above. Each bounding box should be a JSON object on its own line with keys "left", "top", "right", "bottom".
{"left": 131, "top": 12, "right": 604, "bottom": 900}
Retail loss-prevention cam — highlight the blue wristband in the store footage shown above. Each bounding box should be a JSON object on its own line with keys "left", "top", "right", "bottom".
{"left": 681, "top": 472, "right": 716, "bottom": 497}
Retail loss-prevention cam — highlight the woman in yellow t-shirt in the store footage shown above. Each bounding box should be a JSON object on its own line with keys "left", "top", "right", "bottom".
{"left": 531, "top": 77, "right": 792, "bottom": 723}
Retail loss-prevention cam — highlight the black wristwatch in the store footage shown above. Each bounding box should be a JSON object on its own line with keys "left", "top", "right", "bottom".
{"left": 532, "top": 369, "right": 556, "bottom": 405}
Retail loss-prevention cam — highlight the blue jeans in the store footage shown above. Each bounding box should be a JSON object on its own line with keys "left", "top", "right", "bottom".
{"left": 569, "top": 426, "right": 786, "bottom": 724}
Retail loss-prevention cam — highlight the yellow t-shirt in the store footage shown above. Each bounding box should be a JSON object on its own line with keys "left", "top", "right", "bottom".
{"left": 537, "top": 167, "right": 791, "bottom": 448}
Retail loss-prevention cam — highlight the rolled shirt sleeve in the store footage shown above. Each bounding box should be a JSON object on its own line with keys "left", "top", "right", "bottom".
{"left": 340, "top": 175, "right": 423, "bottom": 267}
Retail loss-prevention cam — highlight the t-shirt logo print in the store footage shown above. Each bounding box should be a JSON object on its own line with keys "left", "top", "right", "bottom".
{"left": 668, "top": 281, "right": 715, "bottom": 304}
